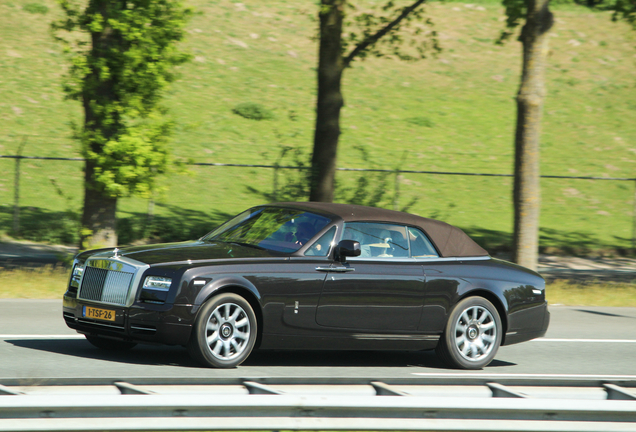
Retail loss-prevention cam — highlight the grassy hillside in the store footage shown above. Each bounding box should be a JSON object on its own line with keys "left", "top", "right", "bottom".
{"left": 0, "top": 0, "right": 635, "bottom": 254}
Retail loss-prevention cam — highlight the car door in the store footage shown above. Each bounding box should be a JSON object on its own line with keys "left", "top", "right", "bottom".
{"left": 315, "top": 222, "right": 426, "bottom": 332}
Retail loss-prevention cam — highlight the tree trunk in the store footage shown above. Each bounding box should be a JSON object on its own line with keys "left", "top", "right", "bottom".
{"left": 309, "top": 0, "right": 345, "bottom": 203}
{"left": 512, "top": 0, "right": 553, "bottom": 271}
{"left": 80, "top": 1, "right": 120, "bottom": 249}
{"left": 81, "top": 160, "right": 118, "bottom": 249}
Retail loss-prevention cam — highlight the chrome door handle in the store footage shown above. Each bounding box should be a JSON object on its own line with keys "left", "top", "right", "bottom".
{"left": 316, "top": 266, "right": 355, "bottom": 272}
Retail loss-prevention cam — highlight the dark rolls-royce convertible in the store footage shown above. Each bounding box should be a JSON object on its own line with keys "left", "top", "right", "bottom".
{"left": 63, "top": 202, "right": 549, "bottom": 369}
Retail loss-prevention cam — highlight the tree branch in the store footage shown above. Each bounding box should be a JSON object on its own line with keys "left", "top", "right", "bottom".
{"left": 343, "top": 0, "right": 427, "bottom": 67}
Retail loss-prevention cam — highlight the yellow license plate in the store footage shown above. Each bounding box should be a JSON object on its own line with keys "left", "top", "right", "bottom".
{"left": 83, "top": 306, "right": 116, "bottom": 322}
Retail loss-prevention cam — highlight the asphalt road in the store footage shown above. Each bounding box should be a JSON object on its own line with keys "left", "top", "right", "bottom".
{"left": 1, "top": 300, "right": 635, "bottom": 383}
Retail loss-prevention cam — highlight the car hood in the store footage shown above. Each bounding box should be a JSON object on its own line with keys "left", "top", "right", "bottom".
{"left": 79, "top": 241, "right": 283, "bottom": 265}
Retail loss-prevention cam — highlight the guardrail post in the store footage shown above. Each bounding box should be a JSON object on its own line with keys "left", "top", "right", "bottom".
{"left": 113, "top": 382, "right": 155, "bottom": 395}
{"left": 487, "top": 382, "right": 529, "bottom": 398}
{"left": 371, "top": 381, "right": 408, "bottom": 396}
{"left": 0, "top": 385, "right": 23, "bottom": 395}
{"left": 243, "top": 381, "right": 284, "bottom": 395}
{"left": 604, "top": 383, "right": 636, "bottom": 400}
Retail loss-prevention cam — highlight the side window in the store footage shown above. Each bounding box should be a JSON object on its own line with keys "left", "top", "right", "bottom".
{"left": 342, "top": 222, "right": 409, "bottom": 258}
{"left": 305, "top": 226, "right": 337, "bottom": 257}
{"left": 408, "top": 227, "right": 439, "bottom": 258}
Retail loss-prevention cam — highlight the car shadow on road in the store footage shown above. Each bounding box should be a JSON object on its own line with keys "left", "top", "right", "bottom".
{"left": 574, "top": 309, "right": 636, "bottom": 319}
{"left": 5, "top": 339, "right": 516, "bottom": 370}
{"left": 5, "top": 339, "right": 199, "bottom": 368}
{"left": 244, "top": 350, "right": 516, "bottom": 369}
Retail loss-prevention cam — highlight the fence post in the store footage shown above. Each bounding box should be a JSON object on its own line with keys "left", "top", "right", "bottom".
{"left": 393, "top": 169, "right": 400, "bottom": 211}
{"left": 632, "top": 179, "right": 636, "bottom": 252}
{"left": 272, "top": 164, "right": 279, "bottom": 201}
{"left": 144, "top": 195, "right": 155, "bottom": 239}
{"left": 12, "top": 137, "right": 27, "bottom": 235}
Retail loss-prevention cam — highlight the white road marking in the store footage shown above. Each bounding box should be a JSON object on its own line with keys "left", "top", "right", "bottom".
{"left": 412, "top": 373, "right": 636, "bottom": 379}
{"left": 532, "top": 338, "right": 636, "bottom": 343}
{"left": 0, "top": 335, "right": 85, "bottom": 339}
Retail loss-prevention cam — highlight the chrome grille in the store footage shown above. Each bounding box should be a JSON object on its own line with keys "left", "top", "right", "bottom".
{"left": 79, "top": 266, "right": 134, "bottom": 306}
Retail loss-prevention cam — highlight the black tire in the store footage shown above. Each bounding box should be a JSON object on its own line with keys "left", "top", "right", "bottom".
{"left": 85, "top": 335, "right": 137, "bottom": 351}
{"left": 187, "top": 293, "right": 257, "bottom": 368}
{"left": 436, "top": 296, "right": 502, "bottom": 370}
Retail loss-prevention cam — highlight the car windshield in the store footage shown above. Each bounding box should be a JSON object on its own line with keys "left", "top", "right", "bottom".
{"left": 202, "top": 207, "right": 332, "bottom": 253}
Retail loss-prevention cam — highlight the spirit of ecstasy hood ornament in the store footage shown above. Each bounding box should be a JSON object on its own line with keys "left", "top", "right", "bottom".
{"left": 112, "top": 248, "right": 119, "bottom": 258}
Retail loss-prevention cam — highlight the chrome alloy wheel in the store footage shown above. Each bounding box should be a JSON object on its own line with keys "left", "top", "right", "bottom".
{"left": 205, "top": 302, "right": 251, "bottom": 361}
{"left": 454, "top": 305, "right": 497, "bottom": 362}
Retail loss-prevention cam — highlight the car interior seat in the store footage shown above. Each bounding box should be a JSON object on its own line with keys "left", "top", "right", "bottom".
{"left": 389, "top": 231, "right": 409, "bottom": 257}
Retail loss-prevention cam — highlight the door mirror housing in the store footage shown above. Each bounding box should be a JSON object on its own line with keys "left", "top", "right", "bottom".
{"left": 335, "top": 240, "right": 361, "bottom": 262}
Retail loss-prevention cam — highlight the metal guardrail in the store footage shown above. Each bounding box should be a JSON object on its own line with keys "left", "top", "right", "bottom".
{"left": 1, "top": 379, "right": 635, "bottom": 432}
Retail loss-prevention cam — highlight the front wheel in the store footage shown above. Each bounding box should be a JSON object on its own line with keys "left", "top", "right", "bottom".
{"left": 187, "top": 293, "right": 257, "bottom": 368}
{"left": 436, "top": 296, "right": 502, "bottom": 370}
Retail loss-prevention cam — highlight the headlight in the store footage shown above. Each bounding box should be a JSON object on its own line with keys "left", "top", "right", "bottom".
{"left": 71, "top": 264, "right": 84, "bottom": 285}
{"left": 143, "top": 276, "right": 172, "bottom": 291}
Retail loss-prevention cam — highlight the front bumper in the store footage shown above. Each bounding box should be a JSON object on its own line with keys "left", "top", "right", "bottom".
{"left": 62, "top": 295, "right": 194, "bottom": 346}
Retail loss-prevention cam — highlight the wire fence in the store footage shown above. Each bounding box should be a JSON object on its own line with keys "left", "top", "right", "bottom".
{"left": 1, "top": 154, "right": 636, "bottom": 250}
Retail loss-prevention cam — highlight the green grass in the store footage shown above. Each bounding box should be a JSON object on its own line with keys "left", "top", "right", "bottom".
{"left": 2, "top": 266, "right": 634, "bottom": 308}
{"left": 0, "top": 266, "right": 69, "bottom": 299}
{"left": 0, "top": 0, "right": 635, "bottom": 254}
{"left": 547, "top": 280, "right": 636, "bottom": 307}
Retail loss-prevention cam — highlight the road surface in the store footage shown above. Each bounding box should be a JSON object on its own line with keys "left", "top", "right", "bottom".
{"left": 0, "top": 300, "right": 634, "bottom": 384}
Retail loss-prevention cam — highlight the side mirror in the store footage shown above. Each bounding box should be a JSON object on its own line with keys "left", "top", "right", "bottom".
{"left": 335, "top": 240, "right": 361, "bottom": 262}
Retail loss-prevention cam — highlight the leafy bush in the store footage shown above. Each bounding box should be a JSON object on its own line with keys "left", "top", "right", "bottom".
{"left": 23, "top": 3, "right": 48, "bottom": 14}
{"left": 405, "top": 116, "right": 434, "bottom": 127}
{"left": 116, "top": 204, "right": 232, "bottom": 245}
{"left": 5, "top": 208, "right": 80, "bottom": 245}
{"left": 232, "top": 102, "right": 274, "bottom": 120}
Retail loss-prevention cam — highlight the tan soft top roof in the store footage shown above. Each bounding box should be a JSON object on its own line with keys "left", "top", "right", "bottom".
{"left": 266, "top": 202, "right": 489, "bottom": 258}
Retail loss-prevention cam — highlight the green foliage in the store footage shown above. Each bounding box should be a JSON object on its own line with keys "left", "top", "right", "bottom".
{"left": 405, "top": 116, "right": 434, "bottom": 127}
{"left": 498, "top": 0, "right": 526, "bottom": 43}
{"left": 499, "top": 0, "right": 636, "bottom": 44}
{"left": 1, "top": 0, "right": 634, "bottom": 253}
{"left": 0, "top": 207, "right": 80, "bottom": 245}
{"left": 232, "top": 102, "right": 275, "bottom": 120}
{"left": 117, "top": 211, "right": 214, "bottom": 244}
{"left": 248, "top": 144, "right": 416, "bottom": 212}
{"left": 23, "top": 3, "right": 48, "bottom": 14}
{"left": 247, "top": 145, "right": 311, "bottom": 202}
{"left": 51, "top": 0, "right": 193, "bottom": 199}
{"left": 610, "top": 0, "right": 636, "bottom": 29}
{"left": 336, "top": 145, "right": 395, "bottom": 208}
{"left": 343, "top": 0, "right": 441, "bottom": 63}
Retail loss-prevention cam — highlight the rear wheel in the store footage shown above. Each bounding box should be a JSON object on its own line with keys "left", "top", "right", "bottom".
{"left": 85, "top": 335, "right": 137, "bottom": 351}
{"left": 436, "top": 296, "right": 502, "bottom": 369}
{"left": 187, "top": 293, "right": 257, "bottom": 368}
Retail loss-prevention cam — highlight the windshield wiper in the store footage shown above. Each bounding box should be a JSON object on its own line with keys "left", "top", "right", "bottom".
{"left": 228, "top": 241, "right": 265, "bottom": 250}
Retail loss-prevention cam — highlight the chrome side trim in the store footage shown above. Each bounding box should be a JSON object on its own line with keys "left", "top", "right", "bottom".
{"left": 352, "top": 334, "right": 440, "bottom": 341}
{"left": 347, "top": 256, "right": 491, "bottom": 263}
{"left": 130, "top": 325, "right": 157, "bottom": 333}
{"left": 76, "top": 319, "right": 125, "bottom": 331}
